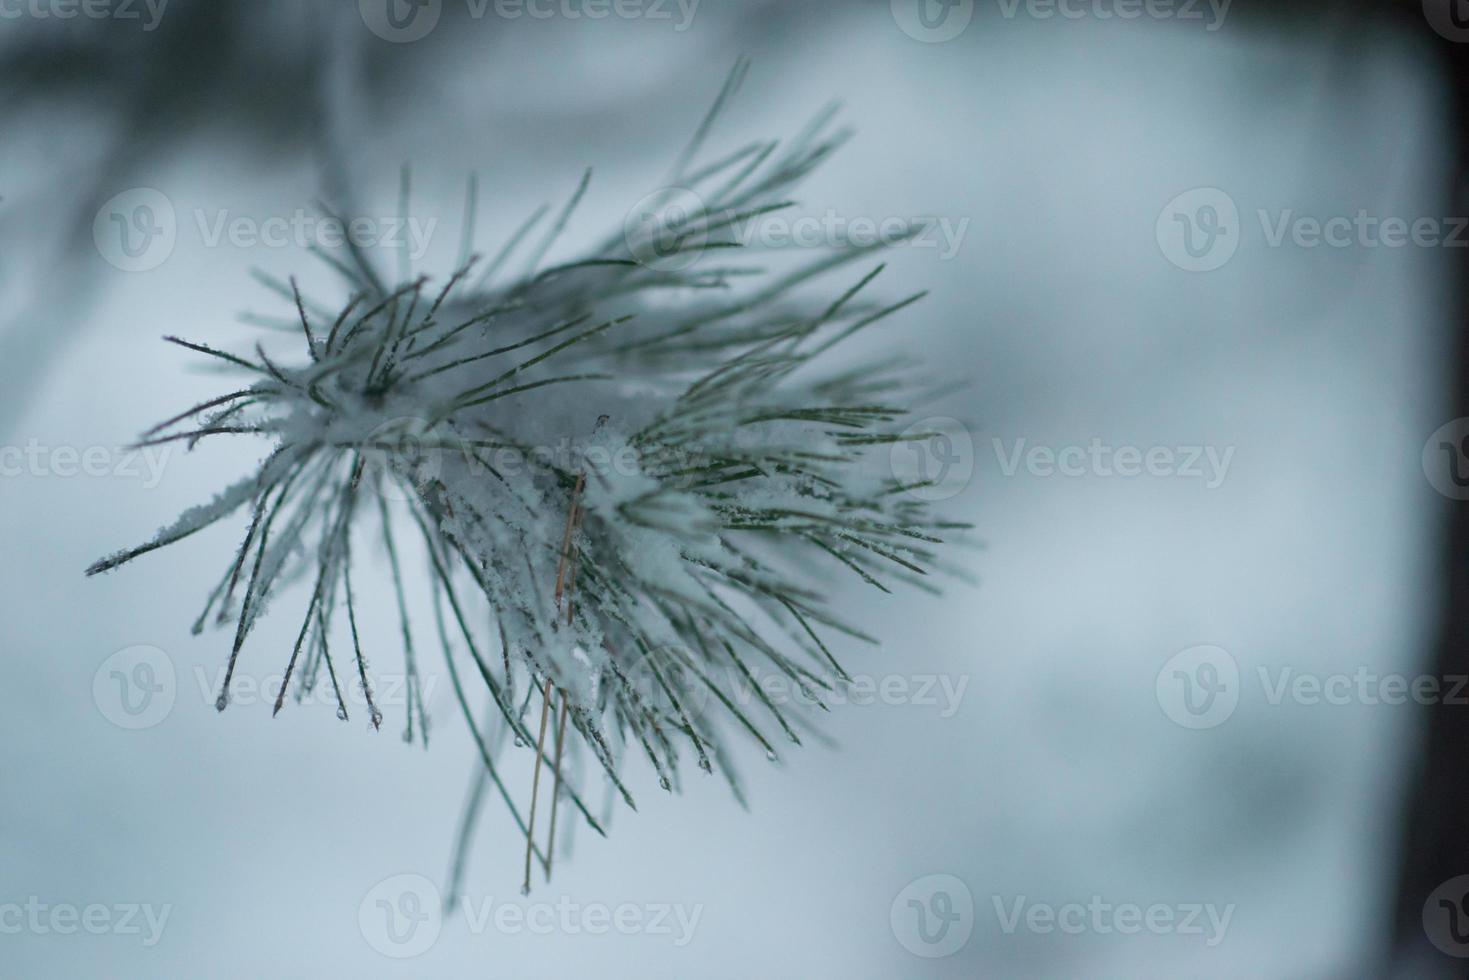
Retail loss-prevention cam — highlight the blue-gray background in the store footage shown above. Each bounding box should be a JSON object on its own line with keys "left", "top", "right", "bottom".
{"left": 0, "top": 2, "right": 1451, "bottom": 977}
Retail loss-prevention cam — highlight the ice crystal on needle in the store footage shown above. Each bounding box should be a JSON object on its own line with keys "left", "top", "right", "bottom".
{"left": 87, "top": 64, "right": 967, "bottom": 889}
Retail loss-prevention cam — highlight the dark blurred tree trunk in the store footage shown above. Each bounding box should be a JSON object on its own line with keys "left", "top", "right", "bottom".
{"left": 1388, "top": 2, "right": 1469, "bottom": 973}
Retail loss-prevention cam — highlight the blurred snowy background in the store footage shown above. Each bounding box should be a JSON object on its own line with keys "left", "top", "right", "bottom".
{"left": 0, "top": 1, "right": 1457, "bottom": 977}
